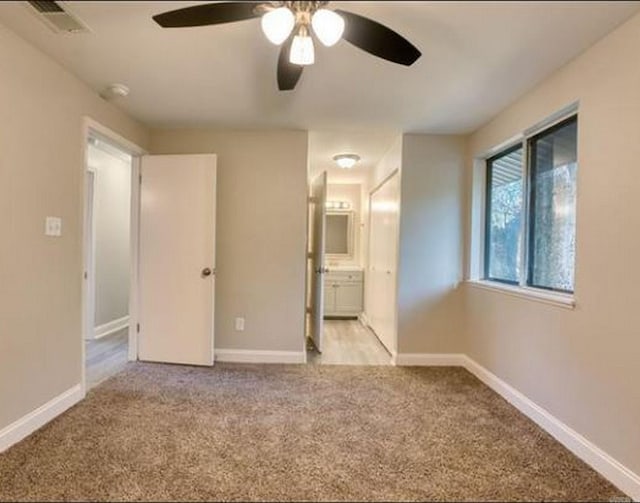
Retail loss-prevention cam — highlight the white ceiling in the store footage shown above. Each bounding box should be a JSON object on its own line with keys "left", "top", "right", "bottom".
{"left": 1, "top": 1, "right": 638, "bottom": 182}
{"left": 1, "top": 1, "right": 638, "bottom": 132}
{"left": 308, "top": 130, "right": 399, "bottom": 184}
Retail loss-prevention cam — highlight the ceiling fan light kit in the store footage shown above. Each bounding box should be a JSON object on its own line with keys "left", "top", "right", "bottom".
{"left": 153, "top": 1, "right": 422, "bottom": 91}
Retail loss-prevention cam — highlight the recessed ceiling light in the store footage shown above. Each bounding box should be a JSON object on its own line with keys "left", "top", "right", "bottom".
{"left": 333, "top": 154, "right": 361, "bottom": 169}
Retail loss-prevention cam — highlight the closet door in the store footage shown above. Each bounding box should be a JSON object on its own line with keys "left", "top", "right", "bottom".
{"left": 368, "top": 171, "right": 400, "bottom": 354}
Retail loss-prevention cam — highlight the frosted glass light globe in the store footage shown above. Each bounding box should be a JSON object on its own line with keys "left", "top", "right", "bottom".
{"left": 261, "top": 7, "right": 295, "bottom": 45}
{"left": 311, "top": 9, "right": 345, "bottom": 47}
{"left": 289, "top": 34, "right": 315, "bottom": 65}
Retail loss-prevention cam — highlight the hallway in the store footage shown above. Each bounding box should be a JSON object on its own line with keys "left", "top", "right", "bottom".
{"left": 308, "top": 319, "right": 392, "bottom": 365}
{"left": 85, "top": 328, "right": 128, "bottom": 389}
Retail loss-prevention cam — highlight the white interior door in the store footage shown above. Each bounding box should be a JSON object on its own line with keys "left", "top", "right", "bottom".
{"left": 309, "top": 172, "right": 327, "bottom": 352}
{"left": 368, "top": 171, "right": 400, "bottom": 354}
{"left": 138, "top": 154, "right": 216, "bottom": 366}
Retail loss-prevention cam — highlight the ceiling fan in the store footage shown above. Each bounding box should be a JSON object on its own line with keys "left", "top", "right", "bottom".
{"left": 153, "top": 1, "right": 422, "bottom": 91}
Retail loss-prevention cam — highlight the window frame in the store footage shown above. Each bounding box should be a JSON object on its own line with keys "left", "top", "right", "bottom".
{"left": 481, "top": 112, "right": 578, "bottom": 296}
{"left": 526, "top": 114, "right": 578, "bottom": 295}
{"left": 484, "top": 143, "right": 524, "bottom": 286}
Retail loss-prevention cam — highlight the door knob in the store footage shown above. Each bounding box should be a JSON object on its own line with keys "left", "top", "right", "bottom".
{"left": 315, "top": 266, "right": 329, "bottom": 274}
{"left": 201, "top": 267, "right": 213, "bottom": 277}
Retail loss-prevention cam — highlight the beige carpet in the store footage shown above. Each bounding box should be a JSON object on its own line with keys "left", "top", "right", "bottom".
{"left": 0, "top": 363, "right": 626, "bottom": 502}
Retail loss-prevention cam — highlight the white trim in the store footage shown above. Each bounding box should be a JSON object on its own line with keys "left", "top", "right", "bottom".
{"left": 94, "top": 315, "right": 130, "bottom": 339}
{"left": 81, "top": 117, "right": 147, "bottom": 394}
{"left": 462, "top": 356, "right": 639, "bottom": 501}
{"left": 466, "top": 279, "right": 575, "bottom": 309}
{"left": 468, "top": 158, "right": 486, "bottom": 280}
{"left": 0, "top": 384, "right": 83, "bottom": 453}
{"left": 214, "top": 349, "right": 306, "bottom": 364}
{"left": 474, "top": 101, "right": 580, "bottom": 164}
{"left": 128, "top": 156, "right": 141, "bottom": 362}
{"left": 210, "top": 159, "right": 218, "bottom": 366}
{"left": 523, "top": 100, "right": 579, "bottom": 139}
{"left": 83, "top": 117, "right": 147, "bottom": 157}
{"left": 390, "top": 352, "right": 639, "bottom": 499}
{"left": 83, "top": 166, "right": 97, "bottom": 341}
{"left": 395, "top": 353, "right": 465, "bottom": 366}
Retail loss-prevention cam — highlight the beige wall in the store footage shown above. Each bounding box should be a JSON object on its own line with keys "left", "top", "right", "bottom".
{"left": 463, "top": 12, "right": 640, "bottom": 476}
{"left": 0, "top": 23, "right": 149, "bottom": 430}
{"left": 89, "top": 144, "right": 132, "bottom": 328}
{"left": 149, "top": 129, "right": 308, "bottom": 353}
{"left": 369, "top": 136, "right": 402, "bottom": 191}
{"left": 397, "top": 135, "right": 466, "bottom": 354}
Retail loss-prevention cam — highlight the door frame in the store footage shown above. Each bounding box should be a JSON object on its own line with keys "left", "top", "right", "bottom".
{"left": 80, "top": 117, "right": 147, "bottom": 396}
{"left": 83, "top": 166, "right": 97, "bottom": 341}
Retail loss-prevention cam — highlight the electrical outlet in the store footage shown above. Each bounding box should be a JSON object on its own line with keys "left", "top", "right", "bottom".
{"left": 45, "top": 217, "right": 62, "bottom": 237}
{"left": 235, "top": 317, "right": 245, "bottom": 331}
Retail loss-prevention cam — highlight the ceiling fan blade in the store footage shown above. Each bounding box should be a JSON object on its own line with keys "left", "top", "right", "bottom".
{"left": 334, "top": 9, "right": 421, "bottom": 66}
{"left": 277, "top": 38, "right": 304, "bottom": 91}
{"left": 153, "top": 2, "right": 261, "bottom": 28}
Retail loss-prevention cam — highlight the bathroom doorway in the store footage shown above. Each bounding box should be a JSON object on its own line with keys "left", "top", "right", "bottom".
{"left": 306, "top": 178, "right": 391, "bottom": 365}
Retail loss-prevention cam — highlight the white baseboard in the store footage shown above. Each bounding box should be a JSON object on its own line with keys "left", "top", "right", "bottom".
{"left": 215, "top": 349, "right": 306, "bottom": 364}
{"left": 94, "top": 315, "right": 129, "bottom": 339}
{"left": 0, "top": 384, "right": 83, "bottom": 453}
{"left": 462, "top": 356, "right": 640, "bottom": 501}
{"left": 395, "top": 353, "right": 465, "bottom": 367}
{"left": 393, "top": 352, "right": 639, "bottom": 499}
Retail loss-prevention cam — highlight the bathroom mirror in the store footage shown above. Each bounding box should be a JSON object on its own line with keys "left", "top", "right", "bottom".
{"left": 325, "top": 211, "right": 353, "bottom": 256}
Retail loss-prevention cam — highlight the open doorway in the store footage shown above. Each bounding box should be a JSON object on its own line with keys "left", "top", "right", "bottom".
{"left": 82, "top": 120, "right": 143, "bottom": 390}
{"left": 305, "top": 131, "right": 401, "bottom": 365}
{"left": 305, "top": 173, "right": 392, "bottom": 366}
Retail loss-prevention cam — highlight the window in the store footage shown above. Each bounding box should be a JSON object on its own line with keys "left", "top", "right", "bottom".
{"left": 527, "top": 116, "right": 578, "bottom": 293}
{"left": 483, "top": 114, "right": 578, "bottom": 294}
{"left": 485, "top": 145, "right": 524, "bottom": 284}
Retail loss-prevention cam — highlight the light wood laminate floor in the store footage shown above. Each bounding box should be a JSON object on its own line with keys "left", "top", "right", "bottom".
{"left": 308, "top": 319, "right": 392, "bottom": 365}
{"left": 85, "top": 328, "right": 128, "bottom": 389}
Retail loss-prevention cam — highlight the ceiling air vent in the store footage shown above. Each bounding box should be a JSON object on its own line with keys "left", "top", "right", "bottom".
{"left": 27, "top": 1, "right": 90, "bottom": 34}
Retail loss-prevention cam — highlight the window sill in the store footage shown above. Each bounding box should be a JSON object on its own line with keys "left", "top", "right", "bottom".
{"left": 466, "top": 279, "right": 576, "bottom": 309}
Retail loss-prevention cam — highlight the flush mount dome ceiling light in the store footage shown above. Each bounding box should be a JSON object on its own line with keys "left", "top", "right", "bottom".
{"left": 333, "top": 154, "right": 361, "bottom": 169}
{"left": 99, "top": 83, "right": 130, "bottom": 101}
{"left": 152, "top": 1, "right": 421, "bottom": 91}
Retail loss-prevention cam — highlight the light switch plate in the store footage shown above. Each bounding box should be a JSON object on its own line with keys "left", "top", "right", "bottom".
{"left": 235, "top": 317, "right": 245, "bottom": 331}
{"left": 45, "top": 217, "right": 62, "bottom": 237}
